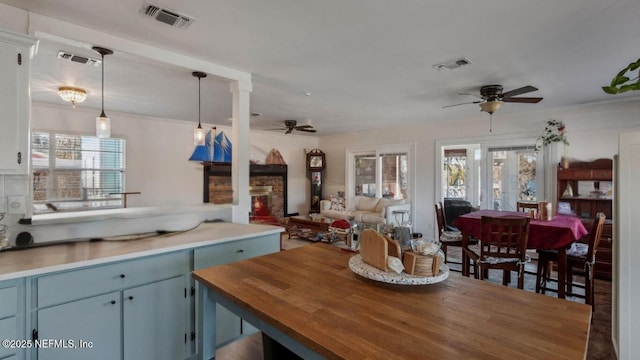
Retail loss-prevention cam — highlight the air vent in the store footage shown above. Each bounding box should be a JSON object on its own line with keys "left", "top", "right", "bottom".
{"left": 432, "top": 57, "right": 472, "bottom": 71}
{"left": 57, "top": 51, "right": 101, "bottom": 66}
{"left": 139, "top": 1, "right": 195, "bottom": 29}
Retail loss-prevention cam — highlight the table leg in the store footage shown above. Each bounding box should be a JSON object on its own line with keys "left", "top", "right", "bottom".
{"left": 461, "top": 232, "right": 469, "bottom": 277}
{"left": 557, "top": 247, "right": 567, "bottom": 299}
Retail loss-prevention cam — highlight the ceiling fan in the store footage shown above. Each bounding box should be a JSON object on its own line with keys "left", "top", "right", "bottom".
{"left": 443, "top": 85, "right": 543, "bottom": 114}
{"left": 268, "top": 120, "right": 317, "bottom": 134}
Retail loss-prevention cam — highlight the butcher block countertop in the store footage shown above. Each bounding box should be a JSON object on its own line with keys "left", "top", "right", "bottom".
{"left": 193, "top": 243, "right": 592, "bottom": 360}
{"left": 0, "top": 222, "right": 282, "bottom": 281}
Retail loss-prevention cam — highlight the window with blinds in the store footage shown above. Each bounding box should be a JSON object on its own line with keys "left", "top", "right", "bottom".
{"left": 32, "top": 132, "right": 126, "bottom": 214}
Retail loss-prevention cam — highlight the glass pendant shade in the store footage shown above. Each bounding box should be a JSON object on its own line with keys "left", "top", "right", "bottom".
{"left": 194, "top": 125, "right": 205, "bottom": 146}
{"left": 93, "top": 46, "right": 113, "bottom": 138}
{"left": 96, "top": 111, "right": 111, "bottom": 138}
{"left": 192, "top": 71, "right": 207, "bottom": 145}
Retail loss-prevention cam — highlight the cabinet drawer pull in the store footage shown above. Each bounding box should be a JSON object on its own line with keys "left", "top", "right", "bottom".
{"left": 236, "top": 249, "right": 244, "bottom": 253}
{"left": 110, "top": 300, "right": 116, "bottom": 305}
{"left": 128, "top": 296, "right": 134, "bottom": 300}
{"left": 120, "top": 274, "right": 126, "bottom": 278}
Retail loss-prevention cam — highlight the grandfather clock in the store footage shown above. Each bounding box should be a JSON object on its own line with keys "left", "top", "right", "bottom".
{"left": 306, "top": 149, "right": 325, "bottom": 213}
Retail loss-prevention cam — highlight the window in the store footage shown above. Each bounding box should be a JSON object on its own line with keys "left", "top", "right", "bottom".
{"left": 437, "top": 137, "right": 544, "bottom": 211}
{"left": 32, "top": 132, "right": 126, "bottom": 214}
{"left": 348, "top": 144, "right": 413, "bottom": 203}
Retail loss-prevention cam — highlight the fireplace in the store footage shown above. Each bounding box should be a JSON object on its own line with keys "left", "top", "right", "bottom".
{"left": 250, "top": 186, "right": 272, "bottom": 216}
{"left": 202, "top": 163, "right": 287, "bottom": 219}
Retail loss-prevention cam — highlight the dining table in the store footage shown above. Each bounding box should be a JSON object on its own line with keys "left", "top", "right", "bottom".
{"left": 192, "top": 243, "right": 592, "bottom": 359}
{"left": 453, "top": 209, "right": 589, "bottom": 299}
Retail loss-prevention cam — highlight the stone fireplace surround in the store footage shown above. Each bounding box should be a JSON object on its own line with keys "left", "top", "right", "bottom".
{"left": 202, "top": 163, "right": 288, "bottom": 219}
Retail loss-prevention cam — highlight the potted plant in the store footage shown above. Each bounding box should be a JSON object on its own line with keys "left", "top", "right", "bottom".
{"left": 602, "top": 58, "right": 640, "bottom": 94}
{"left": 537, "top": 120, "right": 570, "bottom": 167}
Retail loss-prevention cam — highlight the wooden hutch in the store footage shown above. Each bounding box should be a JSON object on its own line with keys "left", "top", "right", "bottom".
{"left": 557, "top": 158, "right": 613, "bottom": 279}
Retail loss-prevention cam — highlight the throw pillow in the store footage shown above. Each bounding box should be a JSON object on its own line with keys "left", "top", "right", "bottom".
{"left": 330, "top": 195, "right": 346, "bottom": 211}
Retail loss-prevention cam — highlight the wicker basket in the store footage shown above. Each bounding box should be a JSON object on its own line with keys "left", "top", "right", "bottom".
{"left": 403, "top": 251, "right": 442, "bottom": 276}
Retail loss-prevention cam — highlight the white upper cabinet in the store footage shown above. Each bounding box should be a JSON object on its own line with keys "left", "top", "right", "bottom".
{"left": 0, "top": 29, "right": 38, "bottom": 174}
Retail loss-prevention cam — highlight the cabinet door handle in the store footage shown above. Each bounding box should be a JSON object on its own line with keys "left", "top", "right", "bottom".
{"left": 120, "top": 274, "right": 126, "bottom": 278}
{"left": 128, "top": 296, "right": 134, "bottom": 300}
{"left": 110, "top": 300, "right": 116, "bottom": 305}
{"left": 236, "top": 249, "right": 244, "bottom": 253}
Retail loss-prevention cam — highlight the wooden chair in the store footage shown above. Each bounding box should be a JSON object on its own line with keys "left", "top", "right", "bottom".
{"left": 464, "top": 216, "right": 531, "bottom": 289}
{"left": 517, "top": 201, "right": 538, "bottom": 214}
{"left": 435, "top": 202, "right": 477, "bottom": 267}
{"left": 536, "top": 212, "right": 606, "bottom": 310}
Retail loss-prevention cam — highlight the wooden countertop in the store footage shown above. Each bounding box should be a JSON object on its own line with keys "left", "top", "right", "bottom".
{"left": 0, "top": 221, "right": 282, "bottom": 281}
{"left": 193, "top": 243, "right": 592, "bottom": 360}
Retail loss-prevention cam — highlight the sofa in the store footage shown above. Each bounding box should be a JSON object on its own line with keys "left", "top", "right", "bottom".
{"left": 319, "top": 195, "right": 411, "bottom": 224}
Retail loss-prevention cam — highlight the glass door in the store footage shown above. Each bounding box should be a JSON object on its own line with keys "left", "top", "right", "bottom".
{"left": 486, "top": 145, "right": 538, "bottom": 211}
{"left": 437, "top": 138, "right": 542, "bottom": 211}
{"left": 354, "top": 154, "right": 376, "bottom": 197}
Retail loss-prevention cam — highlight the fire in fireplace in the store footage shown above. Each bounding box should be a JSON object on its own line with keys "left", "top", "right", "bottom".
{"left": 250, "top": 186, "right": 272, "bottom": 216}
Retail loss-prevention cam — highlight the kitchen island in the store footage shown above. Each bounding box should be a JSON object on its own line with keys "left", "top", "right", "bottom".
{"left": 194, "top": 243, "right": 592, "bottom": 360}
{"left": 0, "top": 221, "right": 282, "bottom": 360}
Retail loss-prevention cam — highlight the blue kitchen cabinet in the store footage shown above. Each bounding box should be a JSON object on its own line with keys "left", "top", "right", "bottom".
{"left": 0, "top": 280, "right": 25, "bottom": 360}
{"left": 123, "top": 276, "right": 187, "bottom": 360}
{"left": 192, "top": 234, "right": 280, "bottom": 354}
{"left": 32, "top": 251, "right": 189, "bottom": 360}
{"left": 36, "top": 291, "right": 121, "bottom": 360}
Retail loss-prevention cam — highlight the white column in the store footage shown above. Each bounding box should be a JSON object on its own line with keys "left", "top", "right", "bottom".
{"left": 616, "top": 131, "right": 640, "bottom": 359}
{"left": 230, "top": 80, "right": 252, "bottom": 224}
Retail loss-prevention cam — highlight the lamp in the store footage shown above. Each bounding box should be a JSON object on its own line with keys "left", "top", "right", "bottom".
{"left": 58, "top": 86, "right": 87, "bottom": 107}
{"left": 479, "top": 100, "right": 503, "bottom": 114}
{"left": 92, "top": 46, "right": 113, "bottom": 138}
{"left": 192, "top": 71, "right": 207, "bottom": 145}
{"left": 479, "top": 100, "right": 504, "bottom": 133}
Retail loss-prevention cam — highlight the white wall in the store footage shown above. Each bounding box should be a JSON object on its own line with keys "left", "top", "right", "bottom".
{"left": 31, "top": 103, "right": 318, "bottom": 214}
{"left": 319, "top": 99, "right": 640, "bottom": 236}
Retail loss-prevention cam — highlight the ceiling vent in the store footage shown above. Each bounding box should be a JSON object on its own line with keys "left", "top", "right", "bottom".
{"left": 57, "top": 51, "right": 101, "bottom": 66}
{"left": 432, "top": 57, "right": 472, "bottom": 71}
{"left": 139, "top": 2, "right": 195, "bottom": 29}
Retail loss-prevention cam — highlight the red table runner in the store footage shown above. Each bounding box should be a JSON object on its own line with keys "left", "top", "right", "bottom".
{"left": 453, "top": 210, "right": 588, "bottom": 250}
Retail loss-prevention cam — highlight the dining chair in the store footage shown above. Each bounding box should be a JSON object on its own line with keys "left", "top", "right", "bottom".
{"left": 464, "top": 216, "right": 531, "bottom": 289}
{"left": 517, "top": 201, "right": 538, "bottom": 214}
{"left": 536, "top": 212, "right": 606, "bottom": 310}
{"left": 435, "top": 202, "right": 477, "bottom": 268}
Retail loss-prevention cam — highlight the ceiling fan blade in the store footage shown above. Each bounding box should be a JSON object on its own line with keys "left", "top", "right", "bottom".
{"left": 458, "top": 92, "right": 484, "bottom": 99}
{"left": 442, "top": 100, "right": 483, "bottom": 108}
{"left": 297, "top": 128, "right": 317, "bottom": 133}
{"left": 295, "top": 125, "right": 314, "bottom": 129}
{"left": 503, "top": 97, "right": 543, "bottom": 103}
{"left": 285, "top": 128, "right": 293, "bottom": 134}
{"left": 501, "top": 85, "right": 538, "bottom": 99}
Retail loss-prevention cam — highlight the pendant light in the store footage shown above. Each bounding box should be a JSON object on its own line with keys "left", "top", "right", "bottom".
{"left": 93, "top": 46, "right": 113, "bottom": 138}
{"left": 192, "top": 71, "right": 207, "bottom": 145}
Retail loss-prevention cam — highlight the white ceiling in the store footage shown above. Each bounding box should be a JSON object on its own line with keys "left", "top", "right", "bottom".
{"left": 2, "top": 0, "right": 640, "bottom": 135}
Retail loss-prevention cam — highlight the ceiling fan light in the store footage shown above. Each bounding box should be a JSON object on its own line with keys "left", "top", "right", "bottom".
{"left": 479, "top": 100, "right": 504, "bottom": 114}
{"left": 58, "top": 86, "right": 87, "bottom": 107}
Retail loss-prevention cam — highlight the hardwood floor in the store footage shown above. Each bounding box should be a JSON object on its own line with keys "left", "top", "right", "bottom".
{"left": 216, "top": 239, "right": 616, "bottom": 359}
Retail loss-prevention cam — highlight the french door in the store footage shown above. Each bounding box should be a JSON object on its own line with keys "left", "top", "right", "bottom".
{"left": 438, "top": 137, "right": 543, "bottom": 211}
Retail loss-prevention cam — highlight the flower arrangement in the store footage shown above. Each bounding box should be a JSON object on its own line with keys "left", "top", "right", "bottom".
{"left": 536, "top": 120, "right": 569, "bottom": 151}
{"left": 536, "top": 120, "right": 571, "bottom": 167}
